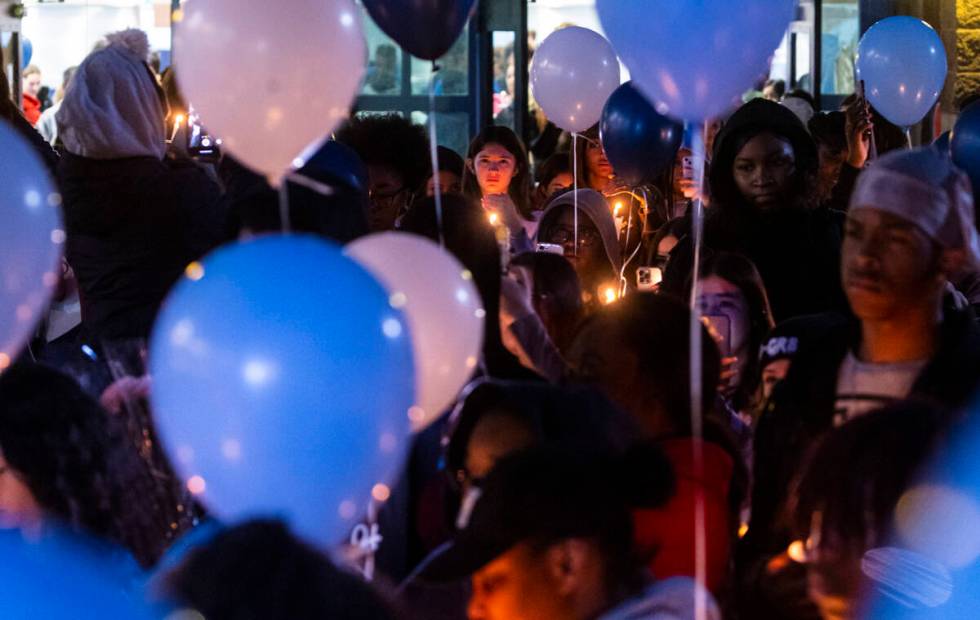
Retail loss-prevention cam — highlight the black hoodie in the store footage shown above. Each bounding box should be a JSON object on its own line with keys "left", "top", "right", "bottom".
{"left": 664, "top": 99, "right": 848, "bottom": 323}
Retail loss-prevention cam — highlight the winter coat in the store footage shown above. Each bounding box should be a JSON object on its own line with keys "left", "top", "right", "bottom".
{"left": 743, "top": 304, "right": 980, "bottom": 565}
{"left": 57, "top": 153, "right": 226, "bottom": 341}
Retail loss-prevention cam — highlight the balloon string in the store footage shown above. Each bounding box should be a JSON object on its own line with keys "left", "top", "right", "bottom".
{"left": 687, "top": 121, "right": 708, "bottom": 620}
{"left": 572, "top": 132, "right": 579, "bottom": 257}
{"left": 904, "top": 127, "right": 913, "bottom": 150}
{"left": 278, "top": 178, "right": 292, "bottom": 234}
{"left": 429, "top": 62, "right": 445, "bottom": 247}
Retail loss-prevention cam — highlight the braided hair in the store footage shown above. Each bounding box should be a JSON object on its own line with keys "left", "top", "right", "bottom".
{"left": 0, "top": 363, "right": 196, "bottom": 566}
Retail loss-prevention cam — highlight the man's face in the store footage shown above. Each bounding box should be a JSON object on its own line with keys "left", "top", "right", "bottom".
{"left": 732, "top": 132, "right": 796, "bottom": 208}
{"left": 22, "top": 73, "right": 41, "bottom": 98}
{"left": 841, "top": 208, "right": 942, "bottom": 320}
{"left": 367, "top": 165, "right": 408, "bottom": 231}
{"left": 540, "top": 208, "right": 608, "bottom": 293}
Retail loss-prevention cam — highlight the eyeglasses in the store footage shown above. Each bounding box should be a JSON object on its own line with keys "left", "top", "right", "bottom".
{"left": 368, "top": 186, "right": 411, "bottom": 214}
{"left": 547, "top": 226, "right": 602, "bottom": 248}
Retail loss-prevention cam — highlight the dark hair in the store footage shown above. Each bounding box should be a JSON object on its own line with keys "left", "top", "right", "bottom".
{"left": 786, "top": 88, "right": 816, "bottom": 110}
{"left": 793, "top": 400, "right": 944, "bottom": 562}
{"left": 509, "top": 251, "right": 583, "bottom": 352}
{"left": 572, "top": 124, "right": 605, "bottom": 192}
{"left": 400, "top": 194, "right": 536, "bottom": 380}
{"left": 164, "top": 520, "right": 397, "bottom": 619}
{"left": 573, "top": 293, "right": 722, "bottom": 436}
{"left": 533, "top": 152, "right": 573, "bottom": 209}
{"left": 160, "top": 66, "right": 187, "bottom": 117}
{"left": 463, "top": 125, "right": 533, "bottom": 219}
{"left": 764, "top": 79, "right": 787, "bottom": 99}
{"left": 0, "top": 364, "right": 192, "bottom": 567}
{"left": 435, "top": 145, "right": 465, "bottom": 178}
{"left": 335, "top": 114, "right": 431, "bottom": 193}
{"left": 808, "top": 111, "right": 847, "bottom": 153}
{"left": 697, "top": 252, "right": 775, "bottom": 411}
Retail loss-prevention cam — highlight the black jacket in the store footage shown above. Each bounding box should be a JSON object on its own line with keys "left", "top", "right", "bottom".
{"left": 744, "top": 304, "right": 980, "bottom": 562}
{"left": 58, "top": 153, "right": 226, "bottom": 342}
{"left": 662, "top": 100, "right": 848, "bottom": 322}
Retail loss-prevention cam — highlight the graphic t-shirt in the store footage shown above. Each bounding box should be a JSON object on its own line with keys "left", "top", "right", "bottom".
{"left": 834, "top": 352, "right": 926, "bottom": 426}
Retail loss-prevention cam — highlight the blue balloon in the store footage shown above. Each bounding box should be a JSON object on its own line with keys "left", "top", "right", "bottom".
{"left": 856, "top": 17, "right": 947, "bottom": 128}
{"left": 600, "top": 81, "right": 683, "bottom": 185}
{"left": 148, "top": 235, "right": 416, "bottom": 547}
{"left": 934, "top": 130, "right": 951, "bottom": 157}
{"left": 21, "top": 37, "right": 32, "bottom": 69}
{"left": 597, "top": 0, "right": 795, "bottom": 122}
{"left": 362, "top": 0, "right": 477, "bottom": 61}
{"left": 952, "top": 102, "right": 980, "bottom": 199}
{"left": 300, "top": 140, "right": 368, "bottom": 193}
{"left": 0, "top": 526, "right": 157, "bottom": 619}
{"left": 0, "top": 117, "right": 64, "bottom": 366}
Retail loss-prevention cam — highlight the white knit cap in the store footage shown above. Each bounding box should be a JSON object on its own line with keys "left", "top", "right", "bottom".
{"left": 57, "top": 29, "right": 166, "bottom": 160}
{"left": 850, "top": 147, "right": 980, "bottom": 265}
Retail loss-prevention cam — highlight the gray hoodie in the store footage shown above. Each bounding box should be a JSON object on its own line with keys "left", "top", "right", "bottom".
{"left": 534, "top": 188, "right": 622, "bottom": 275}
{"left": 598, "top": 577, "right": 721, "bottom": 620}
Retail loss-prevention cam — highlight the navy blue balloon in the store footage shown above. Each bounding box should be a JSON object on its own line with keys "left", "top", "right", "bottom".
{"left": 600, "top": 81, "right": 684, "bottom": 185}
{"left": 362, "top": 0, "right": 477, "bottom": 61}
{"left": 300, "top": 140, "right": 368, "bottom": 193}
{"left": 952, "top": 102, "right": 980, "bottom": 198}
{"left": 933, "top": 130, "right": 951, "bottom": 157}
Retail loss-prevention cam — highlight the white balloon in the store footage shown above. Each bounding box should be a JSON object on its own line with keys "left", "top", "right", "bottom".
{"left": 346, "top": 233, "right": 484, "bottom": 431}
{"left": 174, "top": 0, "right": 365, "bottom": 181}
{"left": 0, "top": 123, "right": 64, "bottom": 368}
{"left": 531, "top": 26, "right": 621, "bottom": 133}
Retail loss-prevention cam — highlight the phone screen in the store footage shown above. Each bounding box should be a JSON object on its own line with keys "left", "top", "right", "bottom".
{"left": 187, "top": 107, "right": 220, "bottom": 161}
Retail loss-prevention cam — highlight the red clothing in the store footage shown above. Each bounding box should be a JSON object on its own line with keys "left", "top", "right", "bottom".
{"left": 22, "top": 93, "right": 41, "bottom": 126}
{"left": 632, "top": 437, "right": 734, "bottom": 594}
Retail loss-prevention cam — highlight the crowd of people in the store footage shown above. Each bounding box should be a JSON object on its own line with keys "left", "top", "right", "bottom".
{"left": 3, "top": 26, "right": 980, "bottom": 620}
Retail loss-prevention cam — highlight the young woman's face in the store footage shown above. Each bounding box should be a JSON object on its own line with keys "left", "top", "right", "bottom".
{"left": 586, "top": 140, "right": 615, "bottom": 183}
{"left": 426, "top": 170, "right": 463, "bottom": 197}
{"left": 732, "top": 132, "right": 796, "bottom": 208}
{"left": 473, "top": 143, "right": 518, "bottom": 196}
{"left": 698, "top": 275, "right": 751, "bottom": 361}
{"left": 545, "top": 172, "right": 574, "bottom": 198}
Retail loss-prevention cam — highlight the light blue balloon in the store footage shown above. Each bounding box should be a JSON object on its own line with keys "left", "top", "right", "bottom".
{"left": 21, "top": 37, "right": 32, "bottom": 69}
{"left": 856, "top": 16, "right": 947, "bottom": 128}
{"left": 0, "top": 120, "right": 64, "bottom": 365}
{"left": 0, "top": 526, "right": 159, "bottom": 619}
{"left": 148, "top": 235, "right": 415, "bottom": 548}
{"left": 597, "top": 0, "right": 795, "bottom": 122}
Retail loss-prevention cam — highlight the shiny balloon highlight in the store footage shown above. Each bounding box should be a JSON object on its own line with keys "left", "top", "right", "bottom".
{"left": 149, "top": 235, "right": 415, "bottom": 547}
{"left": 0, "top": 122, "right": 64, "bottom": 370}
{"left": 174, "top": 0, "right": 366, "bottom": 181}
{"left": 530, "top": 26, "right": 621, "bottom": 133}
{"left": 346, "top": 233, "right": 484, "bottom": 431}
{"left": 856, "top": 16, "right": 948, "bottom": 128}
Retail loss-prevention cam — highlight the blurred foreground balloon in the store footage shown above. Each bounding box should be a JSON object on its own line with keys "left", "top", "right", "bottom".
{"left": 346, "top": 233, "right": 484, "bottom": 431}
{"left": 0, "top": 121, "right": 64, "bottom": 370}
{"left": 951, "top": 102, "right": 980, "bottom": 198}
{"left": 530, "top": 26, "right": 620, "bottom": 133}
{"left": 600, "top": 81, "right": 684, "bottom": 185}
{"left": 174, "top": 0, "right": 365, "bottom": 182}
{"left": 0, "top": 526, "right": 157, "bottom": 619}
{"left": 934, "top": 130, "right": 951, "bottom": 157}
{"left": 362, "top": 0, "right": 477, "bottom": 61}
{"left": 149, "top": 236, "right": 415, "bottom": 547}
{"left": 597, "top": 0, "right": 795, "bottom": 122}
{"left": 856, "top": 17, "right": 947, "bottom": 128}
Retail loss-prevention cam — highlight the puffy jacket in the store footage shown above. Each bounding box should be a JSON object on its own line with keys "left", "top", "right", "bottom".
{"left": 57, "top": 153, "right": 226, "bottom": 341}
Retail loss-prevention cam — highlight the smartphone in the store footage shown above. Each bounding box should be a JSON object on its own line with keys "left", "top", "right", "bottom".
{"left": 187, "top": 107, "right": 221, "bottom": 161}
{"left": 536, "top": 243, "right": 564, "bottom": 256}
{"left": 636, "top": 266, "right": 663, "bottom": 292}
{"left": 856, "top": 79, "right": 878, "bottom": 161}
{"left": 703, "top": 314, "right": 732, "bottom": 357}
{"left": 681, "top": 155, "right": 696, "bottom": 181}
